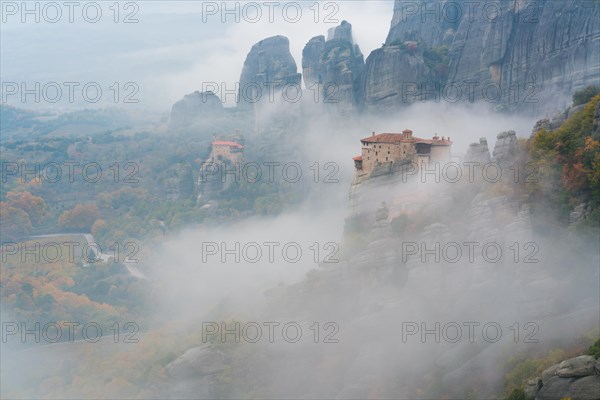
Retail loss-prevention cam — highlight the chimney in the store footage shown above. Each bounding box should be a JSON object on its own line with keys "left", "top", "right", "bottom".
{"left": 372, "top": 131, "right": 375, "bottom": 137}
{"left": 402, "top": 129, "right": 413, "bottom": 139}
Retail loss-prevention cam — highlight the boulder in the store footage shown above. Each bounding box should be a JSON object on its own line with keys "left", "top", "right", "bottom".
{"left": 541, "top": 364, "right": 559, "bottom": 384}
{"left": 536, "top": 375, "right": 600, "bottom": 400}
{"left": 525, "top": 377, "right": 542, "bottom": 399}
{"left": 557, "top": 355, "right": 598, "bottom": 378}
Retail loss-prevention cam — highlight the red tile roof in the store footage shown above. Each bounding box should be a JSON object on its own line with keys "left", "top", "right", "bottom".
{"left": 212, "top": 141, "right": 244, "bottom": 148}
{"left": 361, "top": 133, "right": 451, "bottom": 146}
{"left": 352, "top": 156, "right": 363, "bottom": 161}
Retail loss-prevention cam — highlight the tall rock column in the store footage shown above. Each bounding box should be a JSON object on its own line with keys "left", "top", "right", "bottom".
{"left": 302, "top": 35, "right": 325, "bottom": 89}
{"left": 301, "top": 21, "right": 365, "bottom": 114}
{"left": 237, "top": 35, "right": 302, "bottom": 110}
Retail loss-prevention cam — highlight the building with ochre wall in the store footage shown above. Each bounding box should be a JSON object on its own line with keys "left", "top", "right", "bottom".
{"left": 353, "top": 129, "right": 452, "bottom": 179}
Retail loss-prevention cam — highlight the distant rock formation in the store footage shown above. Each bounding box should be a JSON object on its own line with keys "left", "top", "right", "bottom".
{"left": 327, "top": 19, "right": 353, "bottom": 42}
{"left": 492, "top": 130, "right": 518, "bottom": 165}
{"left": 302, "top": 36, "right": 325, "bottom": 89}
{"left": 301, "top": 21, "right": 365, "bottom": 114}
{"left": 465, "top": 138, "right": 491, "bottom": 164}
{"left": 170, "top": 1, "right": 600, "bottom": 124}
{"left": 237, "top": 35, "right": 301, "bottom": 109}
{"left": 170, "top": 91, "right": 224, "bottom": 132}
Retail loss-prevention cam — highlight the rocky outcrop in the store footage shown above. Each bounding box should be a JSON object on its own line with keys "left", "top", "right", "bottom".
{"left": 166, "top": 345, "right": 226, "bottom": 399}
{"left": 367, "top": 0, "right": 600, "bottom": 113}
{"left": 170, "top": 91, "right": 224, "bottom": 131}
{"left": 525, "top": 355, "right": 600, "bottom": 400}
{"left": 301, "top": 21, "right": 365, "bottom": 113}
{"left": 492, "top": 130, "right": 518, "bottom": 165}
{"left": 328, "top": 19, "right": 354, "bottom": 42}
{"left": 465, "top": 138, "right": 491, "bottom": 164}
{"left": 301, "top": 36, "right": 325, "bottom": 89}
{"left": 237, "top": 35, "right": 301, "bottom": 109}
{"left": 570, "top": 202, "right": 592, "bottom": 225}
{"left": 557, "top": 355, "right": 599, "bottom": 377}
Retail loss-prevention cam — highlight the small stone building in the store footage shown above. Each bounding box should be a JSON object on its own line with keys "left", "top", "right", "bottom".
{"left": 210, "top": 141, "right": 244, "bottom": 163}
{"left": 353, "top": 129, "right": 452, "bottom": 178}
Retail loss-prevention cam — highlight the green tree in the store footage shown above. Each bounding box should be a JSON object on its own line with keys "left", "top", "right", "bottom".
{"left": 573, "top": 85, "right": 600, "bottom": 106}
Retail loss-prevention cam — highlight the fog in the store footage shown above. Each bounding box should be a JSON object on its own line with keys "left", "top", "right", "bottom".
{"left": 2, "top": 1, "right": 599, "bottom": 398}
{"left": 111, "top": 103, "right": 597, "bottom": 397}
{"left": 2, "top": 96, "right": 599, "bottom": 398}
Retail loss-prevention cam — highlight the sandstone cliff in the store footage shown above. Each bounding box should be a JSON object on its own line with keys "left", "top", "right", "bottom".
{"left": 362, "top": 0, "right": 600, "bottom": 113}
{"left": 237, "top": 35, "right": 301, "bottom": 109}
{"left": 301, "top": 21, "right": 365, "bottom": 114}
{"left": 301, "top": 35, "right": 325, "bottom": 89}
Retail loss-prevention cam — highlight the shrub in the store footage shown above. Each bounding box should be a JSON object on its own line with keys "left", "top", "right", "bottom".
{"left": 588, "top": 337, "right": 600, "bottom": 359}
{"left": 506, "top": 388, "right": 527, "bottom": 400}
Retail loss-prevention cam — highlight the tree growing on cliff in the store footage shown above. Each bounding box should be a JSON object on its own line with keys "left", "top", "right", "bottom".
{"left": 573, "top": 85, "right": 600, "bottom": 106}
{"left": 529, "top": 94, "right": 600, "bottom": 227}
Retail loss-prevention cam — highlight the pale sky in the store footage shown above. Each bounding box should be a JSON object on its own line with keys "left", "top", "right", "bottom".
{"left": 1, "top": 1, "right": 394, "bottom": 111}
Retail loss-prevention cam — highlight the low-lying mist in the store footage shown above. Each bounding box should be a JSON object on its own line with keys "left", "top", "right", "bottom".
{"left": 2, "top": 100, "right": 598, "bottom": 399}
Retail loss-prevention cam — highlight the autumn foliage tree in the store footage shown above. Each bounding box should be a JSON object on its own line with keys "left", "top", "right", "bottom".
{"left": 529, "top": 94, "right": 600, "bottom": 226}
{"left": 5, "top": 191, "right": 46, "bottom": 225}
{"left": 59, "top": 204, "right": 100, "bottom": 231}
{"left": 0, "top": 202, "right": 32, "bottom": 242}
